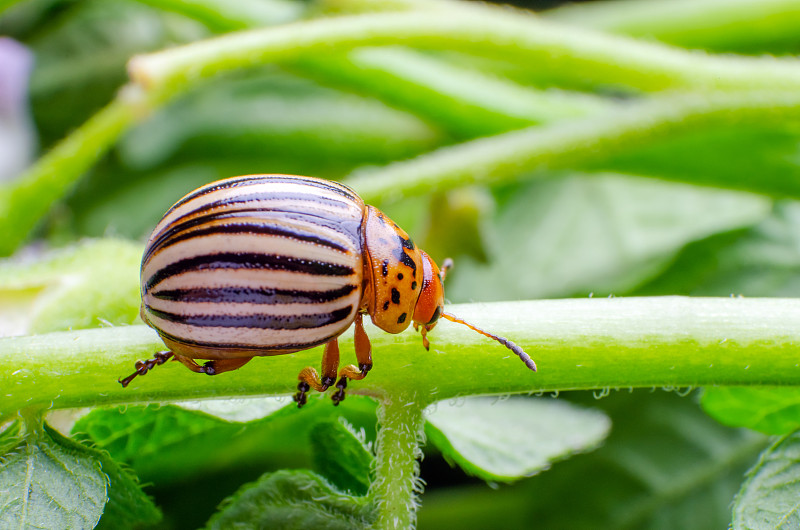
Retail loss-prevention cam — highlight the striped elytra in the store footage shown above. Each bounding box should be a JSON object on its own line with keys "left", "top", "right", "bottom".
{"left": 122, "top": 174, "right": 537, "bottom": 406}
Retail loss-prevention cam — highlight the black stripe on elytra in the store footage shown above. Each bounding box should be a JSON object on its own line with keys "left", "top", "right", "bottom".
{"left": 157, "top": 190, "right": 355, "bottom": 244}
{"left": 152, "top": 284, "right": 357, "bottom": 305}
{"left": 145, "top": 253, "right": 354, "bottom": 291}
{"left": 144, "top": 209, "right": 359, "bottom": 265}
{"left": 148, "top": 221, "right": 349, "bottom": 262}
{"left": 204, "top": 190, "right": 353, "bottom": 213}
{"left": 148, "top": 306, "right": 353, "bottom": 330}
{"left": 169, "top": 176, "right": 359, "bottom": 212}
{"left": 152, "top": 326, "right": 335, "bottom": 352}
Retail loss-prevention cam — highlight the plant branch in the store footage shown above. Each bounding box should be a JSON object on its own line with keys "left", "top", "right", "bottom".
{"left": 344, "top": 91, "right": 800, "bottom": 203}
{"left": 128, "top": 10, "right": 800, "bottom": 95}
{"left": 3, "top": 297, "right": 800, "bottom": 419}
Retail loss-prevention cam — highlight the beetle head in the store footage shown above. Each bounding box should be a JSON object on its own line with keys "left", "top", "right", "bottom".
{"left": 412, "top": 252, "right": 452, "bottom": 331}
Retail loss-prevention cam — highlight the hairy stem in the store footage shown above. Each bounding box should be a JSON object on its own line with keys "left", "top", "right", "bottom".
{"left": 370, "top": 396, "right": 426, "bottom": 529}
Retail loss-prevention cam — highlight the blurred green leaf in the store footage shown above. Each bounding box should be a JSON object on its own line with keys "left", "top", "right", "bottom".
{"left": 732, "top": 430, "right": 800, "bottom": 529}
{"left": 424, "top": 396, "right": 610, "bottom": 482}
{"left": 702, "top": 387, "right": 800, "bottom": 435}
{"left": 419, "top": 390, "right": 767, "bottom": 529}
{"left": 28, "top": 0, "right": 206, "bottom": 142}
{"left": 205, "top": 469, "right": 375, "bottom": 529}
{"left": 636, "top": 200, "right": 800, "bottom": 297}
{"left": 310, "top": 419, "right": 373, "bottom": 496}
{"left": 0, "top": 239, "right": 141, "bottom": 335}
{"left": 0, "top": 423, "right": 107, "bottom": 529}
{"left": 447, "top": 174, "right": 769, "bottom": 301}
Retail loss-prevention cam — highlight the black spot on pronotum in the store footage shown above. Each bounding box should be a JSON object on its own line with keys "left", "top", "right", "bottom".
{"left": 397, "top": 273, "right": 404, "bottom": 280}
{"left": 382, "top": 260, "right": 389, "bottom": 277}
{"left": 383, "top": 301, "right": 390, "bottom": 311}
{"left": 399, "top": 251, "right": 416, "bottom": 273}
{"left": 391, "top": 288, "right": 401, "bottom": 304}
{"left": 411, "top": 281, "right": 417, "bottom": 291}
{"left": 399, "top": 235, "right": 415, "bottom": 250}
{"left": 397, "top": 313, "right": 407, "bottom": 324}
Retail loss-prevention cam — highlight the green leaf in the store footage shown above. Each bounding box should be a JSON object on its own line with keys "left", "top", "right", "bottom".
{"left": 424, "top": 396, "right": 610, "bottom": 482}
{"left": 419, "top": 390, "right": 768, "bottom": 529}
{"left": 448, "top": 174, "right": 769, "bottom": 301}
{"left": 0, "top": 239, "right": 142, "bottom": 335}
{"left": 0, "top": 423, "right": 107, "bottom": 529}
{"left": 702, "top": 387, "right": 800, "bottom": 435}
{"left": 733, "top": 430, "right": 800, "bottom": 529}
{"left": 636, "top": 200, "right": 800, "bottom": 297}
{"left": 96, "top": 453, "right": 162, "bottom": 530}
{"left": 309, "top": 419, "right": 373, "bottom": 496}
{"left": 73, "top": 397, "right": 379, "bottom": 485}
{"left": 205, "top": 469, "right": 375, "bottom": 529}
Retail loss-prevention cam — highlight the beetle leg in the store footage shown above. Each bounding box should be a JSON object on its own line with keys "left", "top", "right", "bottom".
{"left": 333, "top": 314, "right": 374, "bottom": 405}
{"left": 118, "top": 350, "right": 174, "bottom": 387}
{"left": 294, "top": 338, "right": 340, "bottom": 408}
{"left": 337, "top": 313, "right": 373, "bottom": 381}
{"left": 419, "top": 325, "right": 430, "bottom": 351}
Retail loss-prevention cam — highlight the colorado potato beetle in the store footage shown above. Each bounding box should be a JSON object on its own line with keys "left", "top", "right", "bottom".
{"left": 120, "top": 175, "right": 536, "bottom": 406}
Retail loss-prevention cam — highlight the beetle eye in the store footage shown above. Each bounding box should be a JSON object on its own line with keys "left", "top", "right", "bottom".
{"left": 427, "top": 305, "right": 443, "bottom": 326}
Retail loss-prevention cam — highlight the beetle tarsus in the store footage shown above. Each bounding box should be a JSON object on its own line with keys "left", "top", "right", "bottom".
{"left": 202, "top": 362, "right": 217, "bottom": 376}
{"left": 294, "top": 381, "right": 310, "bottom": 408}
{"left": 321, "top": 375, "right": 335, "bottom": 390}
{"left": 331, "top": 377, "right": 348, "bottom": 405}
{"left": 119, "top": 351, "right": 174, "bottom": 388}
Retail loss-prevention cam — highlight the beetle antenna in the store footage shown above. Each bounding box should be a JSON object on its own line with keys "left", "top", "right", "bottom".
{"left": 441, "top": 312, "right": 536, "bottom": 372}
{"left": 440, "top": 258, "right": 454, "bottom": 283}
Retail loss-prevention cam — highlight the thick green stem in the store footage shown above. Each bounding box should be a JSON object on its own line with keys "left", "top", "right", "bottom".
{"left": 369, "top": 395, "right": 426, "bottom": 530}
{"left": 3, "top": 298, "right": 800, "bottom": 418}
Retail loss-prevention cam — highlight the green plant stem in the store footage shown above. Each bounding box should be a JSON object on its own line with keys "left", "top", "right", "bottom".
{"left": 370, "top": 396, "right": 425, "bottom": 530}
{"left": 0, "top": 89, "right": 144, "bottom": 256}
{"left": 127, "top": 10, "right": 800, "bottom": 95}
{"left": 135, "top": 0, "right": 608, "bottom": 136}
{"left": 3, "top": 297, "right": 800, "bottom": 418}
{"left": 547, "top": 0, "right": 800, "bottom": 52}
{"left": 344, "top": 91, "right": 800, "bottom": 203}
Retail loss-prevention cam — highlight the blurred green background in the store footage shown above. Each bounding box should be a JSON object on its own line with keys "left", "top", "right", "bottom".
{"left": 3, "top": 0, "right": 800, "bottom": 527}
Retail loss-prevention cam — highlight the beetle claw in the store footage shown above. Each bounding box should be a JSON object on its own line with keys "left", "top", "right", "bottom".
{"left": 119, "top": 351, "right": 174, "bottom": 388}
{"left": 331, "top": 377, "right": 347, "bottom": 405}
{"left": 294, "top": 381, "right": 310, "bottom": 408}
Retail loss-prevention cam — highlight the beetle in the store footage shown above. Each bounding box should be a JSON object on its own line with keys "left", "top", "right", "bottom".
{"left": 120, "top": 174, "right": 536, "bottom": 406}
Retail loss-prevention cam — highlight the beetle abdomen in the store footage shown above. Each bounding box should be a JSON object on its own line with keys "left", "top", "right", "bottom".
{"left": 140, "top": 175, "right": 365, "bottom": 358}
